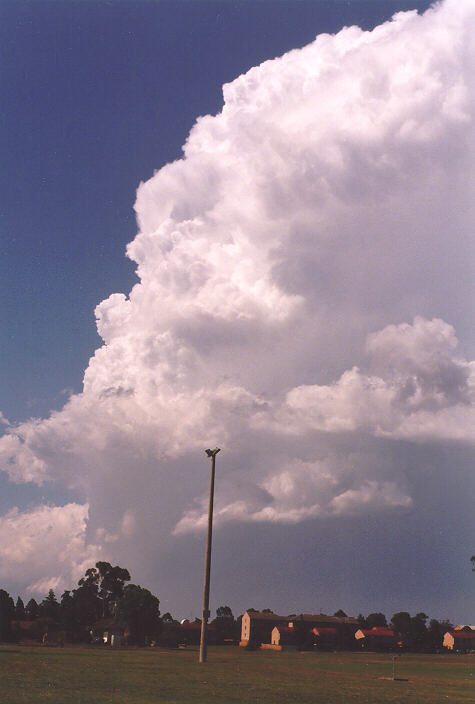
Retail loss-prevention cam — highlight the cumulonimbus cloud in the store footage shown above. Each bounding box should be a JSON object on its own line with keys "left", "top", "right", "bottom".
{"left": 0, "top": 0, "right": 472, "bottom": 595}
{"left": 0, "top": 504, "right": 102, "bottom": 594}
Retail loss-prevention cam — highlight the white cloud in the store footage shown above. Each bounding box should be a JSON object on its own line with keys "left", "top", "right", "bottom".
{"left": 0, "top": 0, "right": 472, "bottom": 605}
{"left": 0, "top": 504, "right": 102, "bottom": 596}
{"left": 270, "top": 317, "right": 474, "bottom": 442}
{"left": 330, "top": 481, "right": 413, "bottom": 515}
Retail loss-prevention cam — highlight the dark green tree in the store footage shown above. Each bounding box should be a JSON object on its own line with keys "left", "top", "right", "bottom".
{"left": 357, "top": 613, "right": 366, "bottom": 627}
{"left": 211, "top": 605, "right": 235, "bottom": 642}
{"left": 334, "top": 609, "right": 347, "bottom": 618}
{"left": 116, "top": 584, "right": 160, "bottom": 645}
{"left": 59, "top": 590, "right": 78, "bottom": 636}
{"left": 95, "top": 562, "right": 131, "bottom": 617}
{"left": 366, "top": 612, "right": 387, "bottom": 628}
{"left": 216, "top": 605, "right": 233, "bottom": 619}
{"left": 426, "top": 618, "right": 452, "bottom": 652}
{"left": 25, "top": 598, "right": 39, "bottom": 620}
{"left": 40, "top": 589, "right": 60, "bottom": 621}
{"left": 77, "top": 562, "right": 130, "bottom": 618}
{"left": 0, "top": 589, "right": 15, "bottom": 642}
{"left": 15, "top": 596, "right": 25, "bottom": 619}
{"left": 411, "top": 613, "right": 428, "bottom": 651}
{"left": 71, "top": 579, "right": 101, "bottom": 628}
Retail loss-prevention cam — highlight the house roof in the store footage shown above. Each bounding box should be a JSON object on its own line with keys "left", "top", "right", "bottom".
{"left": 448, "top": 631, "right": 475, "bottom": 639}
{"left": 295, "top": 613, "right": 339, "bottom": 623}
{"left": 273, "top": 626, "right": 294, "bottom": 633}
{"left": 313, "top": 627, "right": 337, "bottom": 635}
{"left": 361, "top": 628, "right": 395, "bottom": 637}
{"left": 291, "top": 613, "right": 357, "bottom": 625}
{"left": 180, "top": 622, "right": 216, "bottom": 631}
{"left": 247, "top": 611, "right": 287, "bottom": 621}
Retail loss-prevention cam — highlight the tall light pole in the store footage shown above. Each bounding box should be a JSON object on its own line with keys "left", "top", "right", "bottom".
{"left": 199, "top": 447, "right": 220, "bottom": 663}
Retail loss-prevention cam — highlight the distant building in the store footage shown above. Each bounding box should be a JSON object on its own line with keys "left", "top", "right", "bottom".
{"left": 93, "top": 619, "right": 128, "bottom": 646}
{"left": 311, "top": 626, "right": 338, "bottom": 650}
{"left": 178, "top": 620, "right": 217, "bottom": 646}
{"left": 240, "top": 611, "right": 288, "bottom": 646}
{"left": 269, "top": 625, "right": 296, "bottom": 650}
{"left": 241, "top": 611, "right": 359, "bottom": 649}
{"left": 443, "top": 630, "right": 475, "bottom": 652}
{"left": 355, "top": 627, "right": 397, "bottom": 651}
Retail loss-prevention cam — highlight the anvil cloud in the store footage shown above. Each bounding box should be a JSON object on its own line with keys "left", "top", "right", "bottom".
{"left": 0, "top": 0, "right": 473, "bottom": 616}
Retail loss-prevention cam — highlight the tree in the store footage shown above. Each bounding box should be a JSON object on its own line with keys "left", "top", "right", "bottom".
{"left": 357, "top": 613, "right": 366, "bottom": 627}
{"left": 0, "top": 589, "right": 15, "bottom": 642}
{"left": 116, "top": 584, "right": 160, "bottom": 645}
{"left": 40, "top": 589, "right": 60, "bottom": 621}
{"left": 77, "top": 562, "right": 130, "bottom": 618}
{"left": 391, "top": 612, "right": 429, "bottom": 652}
{"left": 71, "top": 580, "right": 101, "bottom": 628}
{"left": 211, "top": 605, "right": 235, "bottom": 643}
{"left": 15, "top": 596, "right": 25, "bottom": 619}
{"left": 366, "top": 612, "right": 387, "bottom": 629}
{"left": 391, "top": 612, "right": 412, "bottom": 649}
{"left": 59, "top": 590, "right": 78, "bottom": 637}
{"left": 334, "top": 609, "right": 347, "bottom": 618}
{"left": 216, "top": 605, "right": 233, "bottom": 619}
{"left": 471, "top": 555, "right": 475, "bottom": 571}
{"left": 25, "top": 598, "right": 39, "bottom": 621}
{"left": 410, "top": 612, "right": 428, "bottom": 652}
{"left": 95, "top": 561, "right": 130, "bottom": 617}
{"left": 426, "top": 618, "right": 452, "bottom": 652}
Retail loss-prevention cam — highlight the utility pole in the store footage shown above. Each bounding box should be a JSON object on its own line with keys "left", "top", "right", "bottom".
{"left": 199, "top": 447, "right": 220, "bottom": 663}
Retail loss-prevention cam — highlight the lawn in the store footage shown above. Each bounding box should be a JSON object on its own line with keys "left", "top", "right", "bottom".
{"left": 1, "top": 645, "right": 472, "bottom": 704}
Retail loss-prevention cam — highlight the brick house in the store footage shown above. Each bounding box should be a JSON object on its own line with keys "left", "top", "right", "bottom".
{"left": 269, "top": 625, "right": 296, "bottom": 650}
{"left": 240, "top": 611, "right": 288, "bottom": 646}
{"left": 311, "top": 626, "right": 338, "bottom": 650}
{"left": 355, "top": 627, "right": 397, "bottom": 651}
{"left": 443, "top": 630, "right": 475, "bottom": 652}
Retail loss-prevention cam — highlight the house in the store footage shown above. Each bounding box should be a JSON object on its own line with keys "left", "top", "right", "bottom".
{"left": 355, "top": 627, "right": 397, "bottom": 651}
{"left": 240, "top": 611, "right": 288, "bottom": 646}
{"left": 93, "top": 619, "right": 128, "bottom": 646}
{"left": 312, "top": 626, "right": 338, "bottom": 650}
{"left": 288, "top": 614, "right": 359, "bottom": 650}
{"left": 443, "top": 630, "right": 475, "bottom": 652}
{"left": 178, "top": 620, "right": 217, "bottom": 646}
{"left": 268, "top": 625, "right": 296, "bottom": 650}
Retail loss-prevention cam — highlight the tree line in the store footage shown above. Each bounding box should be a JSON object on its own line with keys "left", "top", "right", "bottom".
{"left": 0, "top": 563, "right": 459, "bottom": 651}
{"left": 0, "top": 562, "right": 161, "bottom": 646}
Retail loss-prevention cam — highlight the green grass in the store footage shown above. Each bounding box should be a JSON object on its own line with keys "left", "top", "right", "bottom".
{"left": 1, "top": 645, "right": 472, "bottom": 704}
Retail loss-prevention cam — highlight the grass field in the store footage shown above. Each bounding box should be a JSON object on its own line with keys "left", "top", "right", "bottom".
{"left": 1, "top": 644, "right": 472, "bottom": 704}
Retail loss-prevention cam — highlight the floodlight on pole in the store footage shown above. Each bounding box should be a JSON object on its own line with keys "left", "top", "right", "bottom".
{"left": 199, "top": 447, "right": 220, "bottom": 663}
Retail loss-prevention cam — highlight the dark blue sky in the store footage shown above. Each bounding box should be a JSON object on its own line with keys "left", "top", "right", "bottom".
{"left": 1, "top": 0, "right": 433, "bottom": 424}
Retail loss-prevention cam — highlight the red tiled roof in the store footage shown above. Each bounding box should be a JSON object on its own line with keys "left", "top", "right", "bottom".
{"left": 362, "top": 628, "right": 395, "bottom": 637}
{"left": 295, "top": 613, "right": 338, "bottom": 623}
{"left": 294, "top": 613, "right": 358, "bottom": 625}
{"left": 449, "top": 631, "right": 475, "bottom": 639}
{"left": 247, "top": 611, "right": 287, "bottom": 621}
{"left": 180, "top": 622, "right": 216, "bottom": 632}
{"left": 313, "top": 627, "right": 337, "bottom": 635}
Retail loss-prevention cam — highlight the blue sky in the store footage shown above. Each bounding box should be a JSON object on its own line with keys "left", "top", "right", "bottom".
{"left": 1, "top": 0, "right": 473, "bottom": 625}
